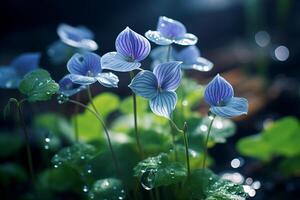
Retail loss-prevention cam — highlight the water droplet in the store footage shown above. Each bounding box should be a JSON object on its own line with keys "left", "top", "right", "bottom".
{"left": 141, "top": 168, "right": 156, "bottom": 190}
{"left": 89, "top": 193, "right": 95, "bottom": 199}
{"left": 81, "top": 155, "right": 85, "bottom": 160}
{"left": 54, "top": 164, "right": 58, "bottom": 168}
{"left": 57, "top": 94, "right": 69, "bottom": 104}
{"left": 38, "top": 82, "right": 43, "bottom": 86}
{"left": 83, "top": 185, "right": 89, "bottom": 192}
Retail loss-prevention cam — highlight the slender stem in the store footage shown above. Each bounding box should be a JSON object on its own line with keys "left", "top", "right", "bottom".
{"left": 155, "top": 187, "right": 160, "bottom": 200}
{"left": 73, "top": 93, "right": 80, "bottom": 142}
{"left": 9, "top": 98, "right": 34, "bottom": 182}
{"left": 182, "top": 122, "right": 191, "bottom": 177}
{"left": 129, "top": 72, "right": 144, "bottom": 158}
{"left": 202, "top": 115, "right": 216, "bottom": 168}
{"left": 167, "top": 45, "right": 172, "bottom": 61}
{"left": 169, "top": 119, "right": 183, "bottom": 133}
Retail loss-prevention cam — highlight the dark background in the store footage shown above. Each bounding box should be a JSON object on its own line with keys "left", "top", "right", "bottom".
{"left": 0, "top": 0, "right": 299, "bottom": 199}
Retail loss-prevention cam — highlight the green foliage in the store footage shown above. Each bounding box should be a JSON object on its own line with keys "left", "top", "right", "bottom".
{"left": 279, "top": 156, "right": 300, "bottom": 176}
{"left": 237, "top": 117, "right": 300, "bottom": 161}
{"left": 119, "top": 95, "right": 148, "bottom": 115}
{"left": 186, "top": 169, "right": 247, "bottom": 200}
{"left": 133, "top": 153, "right": 187, "bottom": 188}
{"left": 19, "top": 69, "right": 59, "bottom": 102}
{"left": 73, "top": 92, "right": 120, "bottom": 142}
{"left": 88, "top": 178, "right": 126, "bottom": 200}
{"left": 51, "top": 143, "right": 98, "bottom": 170}
{"left": 0, "top": 163, "right": 27, "bottom": 185}
{"left": 0, "top": 133, "right": 23, "bottom": 157}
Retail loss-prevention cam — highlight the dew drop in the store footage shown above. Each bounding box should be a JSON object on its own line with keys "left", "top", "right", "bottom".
{"left": 83, "top": 185, "right": 89, "bottom": 192}
{"left": 54, "top": 164, "right": 58, "bottom": 168}
{"left": 141, "top": 168, "right": 156, "bottom": 190}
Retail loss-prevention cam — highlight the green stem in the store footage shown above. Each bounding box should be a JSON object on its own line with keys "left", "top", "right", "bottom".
{"left": 73, "top": 93, "right": 80, "bottom": 142}
{"left": 155, "top": 187, "right": 160, "bottom": 200}
{"left": 84, "top": 87, "right": 122, "bottom": 177}
{"left": 167, "top": 45, "right": 172, "bottom": 61}
{"left": 129, "top": 72, "right": 144, "bottom": 158}
{"left": 169, "top": 120, "right": 191, "bottom": 177}
{"left": 182, "top": 122, "right": 191, "bottom": 177}
{"left": 9, "top": 98, "right": 34, "bottom": 182}
{"left": 202, "top": 115, "right": 216, "bottom": 168}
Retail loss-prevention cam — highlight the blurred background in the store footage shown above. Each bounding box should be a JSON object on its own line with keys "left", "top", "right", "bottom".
{"left": 0, "top": 0, "right": 299, "bottom": 199}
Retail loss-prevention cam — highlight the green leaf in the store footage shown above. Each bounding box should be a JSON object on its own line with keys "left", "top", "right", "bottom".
{"left": 37, "top": 166, "right": 81, "bottom": 192}
{"left": 119, "top": 95, "right": 148, "bottom": 115}
{"left": 237, "top": 117, "right": 300, "bottom": 161}
{"left": 33, "top": 112, "right": 74, "bottom": 141}
{"left": 19, "top": 69, "right": 59, "bottom": 102}
{"left": 279, "top": 156, "right": 300, "bottom": 176}
{"left": 0, "top": 133, "right": 23, "bottom": 157}
{"left": 0, "top": 163, "right": 27, "bottom": 185}
{"left": 187, "top": 169, "right": 247, "bottom": 200}
{"left": 133, "top": 153, "right": 187, "bottom": 188}
{"left": 73, "top": 92, "right": 120, "bottom": 142}
{"left": 51, "top": 143, "right": 98, "bottom": 170}
{"left": 88, "top": 178, "right": 126, "bottom": 200}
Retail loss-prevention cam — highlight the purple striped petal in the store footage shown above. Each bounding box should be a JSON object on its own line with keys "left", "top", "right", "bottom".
{"left": 11, "top": 53, "right": 41, "bottom": 75}
{"left": 68, "top": 74, "right": 97, "bottom": 85}
{"left": 95, "top": 72, "right": 119, "bottom": 88}
{"left": 157, "top": 16, "right": 186, "bottom": 38}
{"left": 67, "top": 52, "right": 101, "bottom": 76}
{"left": 150, "top": 91, "right": 177, "bottom": 119}
{"left": 210, "top": 97, "right": 248, "bottom": 118}
{"left": 175, "top": 46, "right": 200, "bottom": 64}
{"left": 129, "top": 70, "right": 158, "bottom": 99}
{"left": 115, "top": 27, "right": 151, "bottom": 62}
{"left": 153, "top": 61, "right": 182, "bottom": 91}
{"left": 59, "top": 74, "right": 86, "bottom": 96}
{"left": 57, "top": 23, "right": 98, "bottom": 51}
{"left": 204, "top": 74, "right": 234, "bottom": 106}
{"left": 101, "top": 52, "right": 141, "bottom": 72}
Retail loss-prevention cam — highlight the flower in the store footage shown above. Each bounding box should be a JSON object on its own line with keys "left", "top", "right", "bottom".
{"left": 67, "top": 52, "right": 119, "bottom": 87}
{"left": 151, "top": 45, "right": 213, "bottom": 71}
{"left": 145, "top": 16, "right": 198, "bottom": 46}
{"left": 129, "top": 61, "right": 182, "bottom": 119}
{"left": 101, "top": 27, "right": 151, "bottom": 72}
{"left": 0, "top": 53, "right": 41, "bottom": 88}
{"left": 57, "top": 23, "right": 98, "bottom": 51}
{"left": 204, "top": 74, "right": 248, "bottom": 118}
{"left": 58, "top": 75, "right": 86, "bottom": 97}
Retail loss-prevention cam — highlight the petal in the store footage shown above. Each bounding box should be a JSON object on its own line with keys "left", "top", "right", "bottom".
{"left": 47, "top": 40, "right": 75, "bottom": 65}
{"left": 57, "top": 23, "right": 98, "bottom": 51}
{"left": 145, "top": 31, "right": 173, "bottom": 45}
{"left": 59, "top": 75, "right": 86, "bottom": 96}
{"left": 157, "top": 16, "right": 186, "bottom": 38}
{"left": 11, "top": 52, "right": 41, "bottom": 75}
{"left": 175, "top": 46, "right": 200, "bottom": 64}
{"left": 101, "top": 52, "right": 141, "bottom": 72}
{"left": 0, "top": 67, "right": 20, "bottom": 88}
{"left": 204, "top": 74, "right": 234, "bottom": 106}
{"left": 95, "top": 72, "right": 119, "bottom": 88}
{"left": 174, "top": 33, "right": 198, "bottom": 46}
{"left": 153, "top": 61, "right": 182, "bottom": 91}
{"left": 181, "top": 57, "right": 214, "bottom": 72}
{"left": 150, "top": 91, "right": 177, "bottom": 119}
{"left": 115, "top": 27, "right": 151, "bottom": 61}
{"left": 67, "top": 52, "right": 101, "bottom": 76}
{"left": 210, "top": 97, "right": 248, "bottom": 118}
{"left": 68, "top": 74, "right": 97, "bottom": 85}
{"left": 129, "top": 70, "right": 158, "bottom": 99}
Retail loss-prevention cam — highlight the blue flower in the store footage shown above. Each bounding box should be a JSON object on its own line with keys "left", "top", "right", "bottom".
{"left": 57, "top": 23, "right": 98, "bottom": 51}
{"left": 58, "top": 75, "right": 86, "bottom": 97}
{"left": 129, "top": 61, "right": 182, "bottom": 119}
{"left": 151, "top": 46, "right": 213, "bottom": 72}
{"left": 145, "top": 16, "right": 198, "bottom": 46}
{"left": 204, "top": 74, "right": 248, "bottom": 118}
{"left": 0, "top": 53, "right": 41, "bottom": 89}
{"left": 101, "top": 27, "right": 151, "bottom": 72}
{"left": 67, "top": 52, "right": 119, "bottom": 87}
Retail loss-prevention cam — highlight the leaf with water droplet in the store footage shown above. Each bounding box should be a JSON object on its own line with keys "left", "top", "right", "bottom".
{"left": 51, "top": 143, "right": 97, "bottom": 169}
{"left": 19, "top": 69, "right": 59, "bottom": 102}
{"left": 185, "top": 169, "right": 247, "bottom": 200}
{"left": 133, "top": 153, "right": 187, "bottom": 188}
{"left": 89, "top": 178, "right": 126, "bottom": 200}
